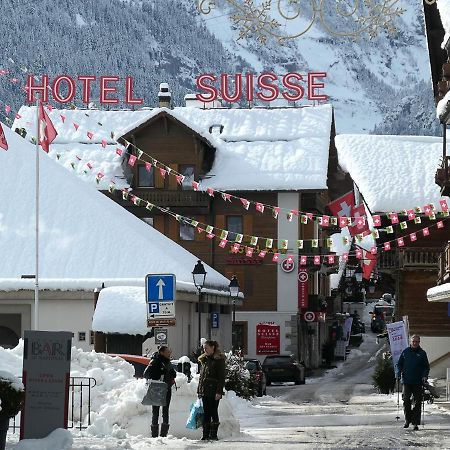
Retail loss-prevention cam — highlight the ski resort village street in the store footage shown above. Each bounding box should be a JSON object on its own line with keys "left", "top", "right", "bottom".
{"left": 3, "top": 329, "right": 450, "bottom": 450}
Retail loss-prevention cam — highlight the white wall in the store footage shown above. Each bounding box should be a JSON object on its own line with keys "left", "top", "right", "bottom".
{"left": 420, "top": 336, "right": 450, "bottom": 363}
{"left": 236, "top": 311, "right": 296, "bottom": 361}
{"left": 277, "top": 192, "right": 300, "bottom": 312}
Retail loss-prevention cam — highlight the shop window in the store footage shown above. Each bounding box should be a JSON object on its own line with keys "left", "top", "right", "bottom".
{"left": 233, "top": 322, "right": 248, "bottom": 354}
{"left": 138, "top": 164, "right": 154, "bottom": 187}
{"left": 78, "top": 332, "right": 86, "bottom": 342}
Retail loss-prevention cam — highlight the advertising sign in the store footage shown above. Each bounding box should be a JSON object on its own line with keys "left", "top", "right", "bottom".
{"left": 343, "top": 317, "right": 353, "bottom": 346}
{"left": 387, "top": 321, "right": 408, "bottom": 369}
{"left": 256, "top": 323, "right": 280, "bottom": 355}
{"left": 21, "top": 330, "right": 73, "bottom": 439}
{"left": 298, "top": 268, "right": 309, "bottom": 309}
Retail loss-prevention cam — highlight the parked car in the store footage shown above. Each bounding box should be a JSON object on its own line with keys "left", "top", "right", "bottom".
{"left": 108, "top": 354, "right": 150, "bottom": 378}
{"left": 244, "top": 358, "right": 267, "bottom": 396}
{"left": 262, "top": 355, "right": 306, "bottom": 385}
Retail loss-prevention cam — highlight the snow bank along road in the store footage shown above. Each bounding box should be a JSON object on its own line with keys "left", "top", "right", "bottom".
{"left": 5, "top": 334, "right": 450, "bottom": 449}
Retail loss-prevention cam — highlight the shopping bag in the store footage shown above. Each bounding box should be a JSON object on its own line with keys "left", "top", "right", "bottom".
{"left": 186, "top": 398, "right": 204, "bottom": 429}
{"left": 141, "top": 380, "right": 168, "bottom": 406}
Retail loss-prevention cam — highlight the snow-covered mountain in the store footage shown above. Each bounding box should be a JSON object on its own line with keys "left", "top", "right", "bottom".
{"left": 0, "top": 0, "right": 439, "bottom": 135}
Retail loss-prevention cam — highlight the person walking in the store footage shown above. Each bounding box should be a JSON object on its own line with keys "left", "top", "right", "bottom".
{"left": 197, "top": 340, "right": 226, "bottom": 441}
{"left": 396, "top": 335, "right": 430, "bottom": 431}
{"left": 144, "top": 346, "right": 176, "bottom": 438}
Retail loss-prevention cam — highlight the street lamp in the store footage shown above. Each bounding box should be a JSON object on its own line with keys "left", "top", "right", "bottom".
{"left": 229, "top": 275, "right": 240, "bottom": 349}
{"left": 192, "top": 260, "right": 207, "bottom": 346}
{"left": 354, "top": 265, "right": 363, "bottom": 283}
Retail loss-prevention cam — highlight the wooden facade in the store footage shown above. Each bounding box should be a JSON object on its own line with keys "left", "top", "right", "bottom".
{"left": 111, "top": 109, "right": 335, "bottom": 362}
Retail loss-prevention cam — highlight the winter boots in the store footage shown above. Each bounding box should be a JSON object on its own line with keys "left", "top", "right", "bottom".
{"left": 160, "top": 423, "right": 170, "bottom": 437}
{"left": 210, "top": 422, "right": 220, "bottom": 440}
{"left": 151, "top": 425, "right": 159, "bottom": 438}
{"left": 403, "top": 422, "right": 410, "bottom": 428}
{"left": 201, "top": 422, "right": 211, "bottom": 440}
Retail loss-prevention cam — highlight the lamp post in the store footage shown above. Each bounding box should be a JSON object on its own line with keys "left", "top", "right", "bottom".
{"left": 228, "top": 275, "right": 240, "bottom": 349}
{"left": 192, "top": 260, "right": 207, "bottom": 347}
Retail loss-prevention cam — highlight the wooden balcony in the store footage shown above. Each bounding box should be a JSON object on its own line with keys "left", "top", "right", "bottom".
{"left": 437, "top": 241, "right": 450, "bottom": 285}
{"left": 435, "top": 156, "right": 450, "bottom": 196}
{"left": 130, "top": 190, "right": 210, "bottom": 208}
{"left": 378, "top": 247, "right": 440, "bottom": 271}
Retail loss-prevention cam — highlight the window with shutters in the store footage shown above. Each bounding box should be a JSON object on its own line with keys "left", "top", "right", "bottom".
{"left": 227, "top": 215, "right": 243, "bottom": 242}
{"left": 179, "top": 165, "right": 195, "bottom": 190}
{"left": 137, "top": 164, "right": 154, "bottom": 187}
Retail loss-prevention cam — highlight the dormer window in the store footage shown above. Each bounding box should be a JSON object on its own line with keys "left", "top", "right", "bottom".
{"left": 138, "top": 164, "right": 154, "bottom": 188}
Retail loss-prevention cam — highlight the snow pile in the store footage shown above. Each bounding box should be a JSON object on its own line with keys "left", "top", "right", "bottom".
{"left": 335, "top": 134, "right": 444, "bottom": 212}
{"left": 0, "top": 343, "right": 240, "bottom": 440}
{"left": 14, "top": 429, "right": 73, "bottom": 450}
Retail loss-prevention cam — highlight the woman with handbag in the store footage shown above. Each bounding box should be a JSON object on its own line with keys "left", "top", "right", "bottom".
{"left": 144, "top": 346, "right": 176, "bottom": 438}
{"left": 197, "top": 340, "right": 226, "bottom": 441}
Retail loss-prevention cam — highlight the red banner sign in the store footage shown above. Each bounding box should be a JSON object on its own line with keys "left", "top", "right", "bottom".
{"left": 256, "top": 323, "right": 280, "bottom": 355}
{"left": 298, "top": 268, "right": 309, "bottom": 309}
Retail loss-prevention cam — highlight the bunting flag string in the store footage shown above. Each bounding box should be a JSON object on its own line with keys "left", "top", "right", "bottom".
{"left": 1, "top": 62, "right": 450, "bottom": 228}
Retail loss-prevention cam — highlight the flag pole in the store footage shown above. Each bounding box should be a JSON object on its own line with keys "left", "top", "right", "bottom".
{"left": 34, "top": 99, "right": 40, "bottom": 330}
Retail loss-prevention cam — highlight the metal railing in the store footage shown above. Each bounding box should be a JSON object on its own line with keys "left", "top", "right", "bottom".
{"left": 133, "top": 190, "right": 210, "bottom": 207}
{"left": 10, "top": 376, "right": 96, "bottom": 433}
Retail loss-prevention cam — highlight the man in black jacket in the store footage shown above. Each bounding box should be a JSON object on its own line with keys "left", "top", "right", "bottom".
{"left": 144, "top": 346, "right": 176, "bottom": 438}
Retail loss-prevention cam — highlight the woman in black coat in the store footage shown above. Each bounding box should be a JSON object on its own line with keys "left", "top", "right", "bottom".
{"left": 197, "top": 340, "right": 226, "bottom": 441}
{"left": 144, "top": 346, "right": 176, "bottom": 438}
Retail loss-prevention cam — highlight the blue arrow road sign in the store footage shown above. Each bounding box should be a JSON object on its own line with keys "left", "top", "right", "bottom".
{"left": 146, "top": 274, "right": 176, "bottom": 303}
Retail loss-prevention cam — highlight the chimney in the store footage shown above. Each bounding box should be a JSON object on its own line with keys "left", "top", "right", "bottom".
{"left": 158, "top": 82, "right": 171, "bottom": 108}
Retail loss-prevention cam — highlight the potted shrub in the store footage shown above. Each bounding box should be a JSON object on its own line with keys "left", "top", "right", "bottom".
{"left": 0, "top": 371, "right": 25, "bottom": 450}
{"left": 372, "top": 352, "right": 396, "bottom": 394}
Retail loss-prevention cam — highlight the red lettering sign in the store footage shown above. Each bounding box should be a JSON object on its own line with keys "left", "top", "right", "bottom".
{"left": 298, "top": 268, "right": 309, "bottom": 310}
{"left": 195, "top": 72, "right": 327, "bottom": 103}
{"left": 256, "top": 323, "right": 280, "bottom": 355}
{"left": 26, "top": 75, "right": 144, "bottom": 105}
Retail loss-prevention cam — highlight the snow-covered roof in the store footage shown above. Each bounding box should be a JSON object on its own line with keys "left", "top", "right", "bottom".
{"left": 427, "top": 282, "right": 450, "bottom": 302}
{"left": 14, "top": 104, "right": 333, "bottom": 192}
{"left": 92, "top": 286, "right": 150, "bottom": 334}
{"left": 437, "top": 0, "right": 450, "bottom": 48}
{"left": 335, "top": 134, "right": 445, "bottom": 212}
{"left": 121, "top": 104, "right": 333, "bottom": 191}
{"left": 0, "top": 124, "right": 229, "bottom": 291}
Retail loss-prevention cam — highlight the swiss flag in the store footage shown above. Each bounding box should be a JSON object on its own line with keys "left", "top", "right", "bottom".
{"left": 361, "top": 249, "right": 377, "bottom": 280}
{"left": 328, "top": 191, "right": 355, "bottom": 218}
{"left": 38, "top": 102, "right": 58, "bottom": 152}
{"left": 0, "top": 124, "right": 8, "bottom": 150}
{"left": 348, "top": 204, "right": 369, "bottom": 236}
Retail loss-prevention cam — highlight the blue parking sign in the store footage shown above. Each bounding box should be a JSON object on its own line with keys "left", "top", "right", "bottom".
{"left": 211, "top": 312, "right": 219, "bottom": 329}
{"left": 148, "top": 302, "right": 160, "bottom": 315}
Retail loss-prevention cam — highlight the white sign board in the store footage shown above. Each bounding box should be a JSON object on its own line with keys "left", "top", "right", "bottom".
{"left": 386, "top": 320, "right": 408, "bottom": 369}
{"left": 343, "top": 317, "right": 353, "bottom": 346}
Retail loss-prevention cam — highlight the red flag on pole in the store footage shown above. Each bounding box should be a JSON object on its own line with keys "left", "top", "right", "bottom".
{"left": 348, "top": 204, "right": 369, "bottom": 236}
{"left": 328, "top": 191, "right": 355, "bottom": 217}
{"left": 362, "top": 249, "right": 377, "bottom": 280}
{"left": 0, "top": 124, "right": 8, "bottom": 150}
{"left": 38, "top": 102, "right": 58, "bottom": 152}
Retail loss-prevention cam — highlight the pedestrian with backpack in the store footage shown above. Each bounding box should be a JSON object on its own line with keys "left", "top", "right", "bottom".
{"left": 144, "top": 346, "right": 176, "bottom": 438}
{"left": 396, "top": 335, "right": 430, "bottom": 431}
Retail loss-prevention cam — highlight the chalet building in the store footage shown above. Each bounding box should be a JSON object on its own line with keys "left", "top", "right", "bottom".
{"left": 334, "top": 134, "right": 450, "bottom": 368}
{"left": 423, "top": 2, "right": 450, "bottom": 362}
{"left": 0, "top": 121, "right": 232, "bottom": 357}
{"left": 14, "top": 89, "right": 339, "bottom": 368}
